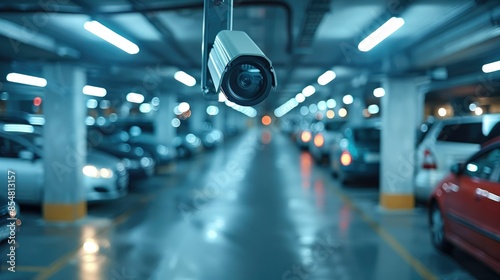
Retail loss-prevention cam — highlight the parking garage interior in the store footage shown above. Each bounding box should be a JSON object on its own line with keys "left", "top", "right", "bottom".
{"left": 0, "top": 0, "right": 500, "bottom": 279}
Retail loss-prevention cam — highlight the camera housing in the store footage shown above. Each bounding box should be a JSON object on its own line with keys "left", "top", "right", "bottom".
{"left": 207, "top": 30, "right": 277, "bottom": 106}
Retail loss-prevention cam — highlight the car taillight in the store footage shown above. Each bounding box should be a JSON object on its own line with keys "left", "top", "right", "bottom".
{"left": 301, "top": 131, "right": 312, "bottom": 143}
{"left": 340, "top": 151, "right": 352, "bottom": 166}
{"left": 422, "top": 149, "right": 437, "bottom": 169}
{"left": 314, "top": 134, "right": 324, "bottom": 147}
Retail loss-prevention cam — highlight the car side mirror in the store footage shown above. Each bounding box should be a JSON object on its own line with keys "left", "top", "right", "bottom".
{"left": 450, "top": 163, "right": 462, "bottom": 175}
{"left": 19, "top": 150, "right": 35, "bottom": 161}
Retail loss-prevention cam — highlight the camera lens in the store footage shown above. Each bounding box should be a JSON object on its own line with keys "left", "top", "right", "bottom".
{"left": 221, "top": 56, "right": 274, "bottom": 106}
{"left": 238, "top": 73, "right": 253, "bottom": 89}
{"left": 228, "top": 63, "right": 265, "bottom": 100}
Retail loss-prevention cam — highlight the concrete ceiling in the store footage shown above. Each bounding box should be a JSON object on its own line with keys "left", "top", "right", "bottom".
{"left": 0, "top": 0, "right": 499, "bottom": 113}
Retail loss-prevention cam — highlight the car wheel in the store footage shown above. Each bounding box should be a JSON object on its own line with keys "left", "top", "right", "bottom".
{"left": 430, "top": 203, "right": 452, "bottom": 253}
{"left": 338, "top": 170, "right": 350, "bottom": 185}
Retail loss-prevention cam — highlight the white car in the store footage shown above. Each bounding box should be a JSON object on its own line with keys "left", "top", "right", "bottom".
{"left": 0, "top": 127, "right": 128, "bottom": 204}
{"left": 414, "top": 115, "right": 500, "bottom": 201}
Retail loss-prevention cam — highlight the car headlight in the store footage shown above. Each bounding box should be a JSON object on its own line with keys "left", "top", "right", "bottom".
{"left": 83, "top": 165, "right": 113, "bottom": 179}
{"left": 99, "top": 168, "right": 113, "bottom": 179}
{"left": 83, "top": 165, "right": 100, "bottom": 178}
{"left": 140, "top": 157, "right": 152, "bottom": 167}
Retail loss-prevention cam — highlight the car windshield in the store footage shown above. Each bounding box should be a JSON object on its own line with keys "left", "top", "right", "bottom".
{"left": 353, "top": 127, "right": 380, "bottom": 143}
{"left": 325, "top": 121, "right": 345, "bottom": 131}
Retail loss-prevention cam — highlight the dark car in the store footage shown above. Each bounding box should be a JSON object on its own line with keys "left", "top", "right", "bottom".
{"left": 429, "top": 140, "right": 500, "bottom": 274}
{"left": 88, "top": 124, "right": 174, "bottom": 172}
{"left": 0, "top": 195, "right": 20, "bottom": 242}
{"left": 330, "top": 122, "right": 381, "bottom": 184}
{"left": 88, "top": 137, "right": 155, "bottom": 179}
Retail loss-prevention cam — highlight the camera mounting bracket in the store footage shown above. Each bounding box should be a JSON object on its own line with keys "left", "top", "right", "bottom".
{"left": 201, "top": 0, "right": 233, "bottom": 101}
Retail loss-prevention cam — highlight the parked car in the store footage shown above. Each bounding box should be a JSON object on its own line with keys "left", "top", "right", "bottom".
{"left": 89, "top": 127, "right": 175, "bottom": 174}
{"left": 415, "top": 115, "right": 500, "bottom": 201}
{"left": 0, "top": 125, "right": 128, "bottom": 204}
{"left": 199, "top": 129, "right": 224, "bottom": 149}
{"left": 0, "top": 195, "right": 20, "bottom": 242}
{"left": 89, "top": 140, "right": 156, "bottom": 179}
{"left": 330, "top": 122, "right": 381, "bottom": 184}
{"left": 173, "top": 133, "right": 203, "bottom": 158}
{"left": 308, "top": 120, "right": 347, "bottom": 163}
{"left": 428, "top": 140, "right": 500, "bottom": 274}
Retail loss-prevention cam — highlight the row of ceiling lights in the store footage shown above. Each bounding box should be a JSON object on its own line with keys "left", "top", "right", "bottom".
{"left": 273, "top": 14, "right": 500, "bottom": 117}
{"left": 273, "top": 15, "right": 405, "bottom": 117}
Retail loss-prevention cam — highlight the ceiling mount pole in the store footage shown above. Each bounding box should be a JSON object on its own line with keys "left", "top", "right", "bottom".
{"left": 201, "top": 0, "right": 233, "bottom": 100}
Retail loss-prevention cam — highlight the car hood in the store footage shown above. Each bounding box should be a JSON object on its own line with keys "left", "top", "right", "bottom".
{"left": 87, "top": 150, "right": 122, "bottom": 167}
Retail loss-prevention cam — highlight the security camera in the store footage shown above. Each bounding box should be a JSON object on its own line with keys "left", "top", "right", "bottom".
{"left": 207, "top": 30, "right": 277, "bottom": 106}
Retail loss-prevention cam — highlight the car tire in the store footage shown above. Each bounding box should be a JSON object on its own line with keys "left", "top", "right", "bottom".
{"left": 338, "top": 171, "right": 350, "bottom": 185}
{"left": 430, "top": 203, "right": 452, "bottom": 253}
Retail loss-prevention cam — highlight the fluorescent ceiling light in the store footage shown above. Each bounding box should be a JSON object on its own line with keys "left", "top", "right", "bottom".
{"left": 326, "top": 99, "right": 336, "bottom": 109}
{"left": 373, "top": 87, "right": 385, "bottom": 98}
{"left": 174, "top": 71, "right": 196, "bottom": 87}
{"left": 343, "top": 94, "right": 354, "bottom": 105}
{"left": 367, "top": 104, "right": 380, "bottom": 114}
{"left": 295, "top": 93, "right": 305, "bottom": 103}
{"left": 126, "top": 92, "right": 144, "bottom": 103}
{"left": 302, "top": 85, "right": 316, "bottom": 97}
{"left": 6, "top": 73, "right": 47, "bottom": 87}
{"left": 3, "top": 124, "right": 34, "bottom": 133}
{"left": 139, "top": 103, "right": 152, "bottom": 114}
{"left": 178, "top": 102, "right": 190, "bottom": 113}
{"left": 317, "top": 70, "right": 336, "bottom": 86}
{"left": 317, "top": 101, "right": 327, "bottom": 111}
{"left": 274, "top": 98, "right": 299, "bottom": 118}
{"left": 358, "top": 17, "right": 405, "bottom": 52}
{"left": 83, "top": 85, "right": 107, "bottom": 97}
{"left": 482, "top": 60, "right": 500, "bottom": 73}
{"left": 86, "top": 99, "right": 98, "bottom": 109}
{"left": 84, "top": 20, "right": 139, "bottom": 55}
{"left": 206, "top": 105, "right": 219, "bottom": 116}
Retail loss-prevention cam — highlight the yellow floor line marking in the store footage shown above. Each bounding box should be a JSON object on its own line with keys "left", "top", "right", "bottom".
{"left": 0, "top": 265, "right": 45, "bottom": 272}
{"left": 330, "top": 187, "right": 439, "bottom": 280}
{"left": 34, "top": 182, "right": 173, "bottom": 280}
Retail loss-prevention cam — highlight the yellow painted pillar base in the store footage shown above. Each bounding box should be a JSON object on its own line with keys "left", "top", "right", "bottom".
{"left": 43, "top": 201, "right": 87, "bottom": 222}
{"left": 380, "top": 194, "right": 415, "bottom": 210}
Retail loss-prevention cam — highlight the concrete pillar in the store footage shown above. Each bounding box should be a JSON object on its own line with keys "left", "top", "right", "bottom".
{"left": 211, "top": 103, "right": 225, "bottom": 131}
{"left": 349, "top": 90, "right": 366, "bottom": 125}
{"left": 379, "top": 77, "right": 424, "bottom": 210}
{"left": 189, "top": 100, "right": 206, "bottom": 133}
{"left": 43, "top": 64, "right": 87, "bottom": 221}
{"left": 155, "top": 93, "right": 176, "bottom": 145}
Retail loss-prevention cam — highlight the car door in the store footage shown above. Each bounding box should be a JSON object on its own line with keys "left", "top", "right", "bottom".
{"left": 450, "top": 147, "right": 500, "bottom": 257}
{"left": 462, "top": 148, "right": 500, "bottom": 262}
{"left": 0, "top": 135, "right": 44, "bottom": 203}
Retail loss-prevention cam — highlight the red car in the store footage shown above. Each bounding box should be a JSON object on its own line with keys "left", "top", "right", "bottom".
{"left": 429, "top": 140, "right": 500, "bottom": 274}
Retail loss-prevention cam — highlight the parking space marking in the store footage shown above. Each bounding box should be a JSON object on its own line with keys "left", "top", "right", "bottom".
{"left": 34, "top": 189, "right": 165, "bottom": 279}
{"left": 329, "top": 186, "right": 439, "bottom": 280}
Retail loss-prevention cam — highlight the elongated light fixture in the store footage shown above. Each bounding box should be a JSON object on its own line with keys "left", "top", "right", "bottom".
{"left": 83, "top": 85, "right": 107, "bottom": 97}
{"left": 6, "top": 73, "right": 47, "bottom": 87}
{"left": 482, "top": 60, "right": 500, "bottom": 73}
{"left": 126, "top": 92, "right": 145, "bottom": 104}
{"left": 84, "top": 20, "right": 139, "bottom": 55}
{"left": 174, "top": 71, "right": 196, "bottom": 87}
{"left": 317, "top": 70, "right": 336, "bottom": 86}
{"left": 358, "top": 17, "right": 405, "bottom": 52}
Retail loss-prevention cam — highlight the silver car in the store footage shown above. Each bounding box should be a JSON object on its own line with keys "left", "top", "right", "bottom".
{"left": 414, "top": 115, "right": 500, "bottom": 201}
{"left": 0, "top": 125, "right": 128, "bottom": 204}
